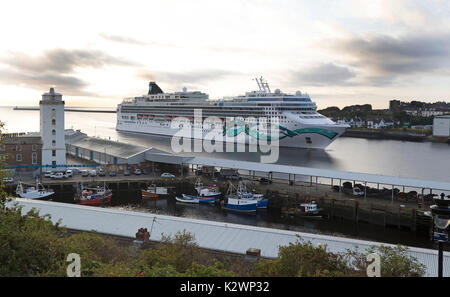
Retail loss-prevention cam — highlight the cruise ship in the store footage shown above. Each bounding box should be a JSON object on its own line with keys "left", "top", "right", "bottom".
{"left": 116, "top": 78, "right": 349, "bottom": 149}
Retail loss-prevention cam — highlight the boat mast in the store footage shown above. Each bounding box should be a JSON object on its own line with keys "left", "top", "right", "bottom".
{"left": 254, "top": 77, "right": 263, "bottom": 92}
{"left": 260, "top": 76, "right": 271, "bottom": 93}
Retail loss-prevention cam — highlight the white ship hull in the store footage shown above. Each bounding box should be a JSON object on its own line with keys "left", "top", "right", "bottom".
{"left": 116, "top": 120, "right": 346, "bottom": 149}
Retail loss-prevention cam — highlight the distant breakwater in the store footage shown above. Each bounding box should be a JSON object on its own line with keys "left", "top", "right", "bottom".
{"left": 13, "top": 106, "right": 116, "bottom": 113}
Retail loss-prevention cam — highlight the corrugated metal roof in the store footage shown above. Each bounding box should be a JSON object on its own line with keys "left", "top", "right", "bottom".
{"left": 186, "top": 157, "right": 450, "bottom": 191}
{"left": 9, "top": 199, "right": 450, "bottom": 277}
{"left": 66, "top": 136, "right": 157, "bottom": 159}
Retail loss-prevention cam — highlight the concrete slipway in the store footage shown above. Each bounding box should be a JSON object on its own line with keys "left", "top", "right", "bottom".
{"left": 8, "top": 198, "right": 450, "bottom": 277}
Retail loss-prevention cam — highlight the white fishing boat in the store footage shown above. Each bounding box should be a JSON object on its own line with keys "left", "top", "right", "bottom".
{"left": 295, "top": 201, "right": 322, "bottom": 218}
{"left": 16, "top": 181, "right": 54, "bottom": 200}
{"left": 175, "top": 195, "right": 200, "bottom": 204}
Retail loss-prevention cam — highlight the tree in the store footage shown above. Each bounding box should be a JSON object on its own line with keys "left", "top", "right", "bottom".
{"left": 253, "top": 237, "right": 358, "bottom": 277}
{"left": 343, "top": 245, "right": 425, "bottom": 277}
{"left": 0, "top": 207, "right": 68, "bottom": 276}
{"left": 0, "top": 121, "right": 9, "bottom": 208}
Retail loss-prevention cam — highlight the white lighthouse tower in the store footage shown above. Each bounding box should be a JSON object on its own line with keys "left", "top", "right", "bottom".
{"left": 40, "top": 88, "right": 66, "bottom": 170}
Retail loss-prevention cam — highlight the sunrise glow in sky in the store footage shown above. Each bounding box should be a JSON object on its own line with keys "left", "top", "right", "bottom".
{"left": 0, "top": 0, "right": 449, "bottom": 109}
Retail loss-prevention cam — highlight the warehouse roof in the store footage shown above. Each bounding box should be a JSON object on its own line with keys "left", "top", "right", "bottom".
{"left": 9, "top": 199, "right": 450, "bottom": 277}
{"left": 66, "top": 136, "right": 156, "bottom": 159}
{"left": 186, "top": 157, "right": 450, "bottom": 191}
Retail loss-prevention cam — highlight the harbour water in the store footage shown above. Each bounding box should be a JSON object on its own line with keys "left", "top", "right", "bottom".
{"left": 2, "top": 106, "right": 450, "bottom": 249}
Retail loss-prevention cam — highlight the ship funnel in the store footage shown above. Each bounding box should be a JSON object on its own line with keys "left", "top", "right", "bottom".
{"left": 148, "top": 82, "right": 164, "bottom": 95}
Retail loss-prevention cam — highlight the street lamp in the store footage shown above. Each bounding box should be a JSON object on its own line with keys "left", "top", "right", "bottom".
{"left": 430, "top": 193, "right": 450, "bottom": 277}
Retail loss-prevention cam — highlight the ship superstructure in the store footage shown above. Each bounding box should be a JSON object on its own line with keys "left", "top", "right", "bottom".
{"left": 116, "top": 78, "right": 349, "bottom": 149}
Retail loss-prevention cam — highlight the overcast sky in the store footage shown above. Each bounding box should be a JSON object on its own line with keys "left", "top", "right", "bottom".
{"left": 0, "top": 0, "right": 449, "bottom": 109}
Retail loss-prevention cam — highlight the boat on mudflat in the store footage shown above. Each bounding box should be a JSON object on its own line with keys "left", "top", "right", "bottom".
{"left": 16, "top": 181, "right": 54, "bottom": 200}
{"left": 141, "top": 185, "right": 168, "bottom": 202}
{"left": 74, "top": 183, "right": 112, "bottom": 207}
{"left": 294, "top": 201, "right": 322, "bottom": 219}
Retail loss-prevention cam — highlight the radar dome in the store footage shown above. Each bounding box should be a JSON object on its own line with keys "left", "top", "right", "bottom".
{"left": 274, "top": 89, "right": 281, "bottom": 94}
{"left": 295, "top": 91, "right": 302, "bottom": 96}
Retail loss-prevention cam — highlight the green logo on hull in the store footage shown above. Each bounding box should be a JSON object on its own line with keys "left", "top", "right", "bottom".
{"left": 223, "top": 121, "right": 338, "bottom": 140}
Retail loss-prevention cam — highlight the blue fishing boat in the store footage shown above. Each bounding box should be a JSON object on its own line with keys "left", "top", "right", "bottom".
{"left": 222, "top": 196, "right": 258, "bottom": 213}
{"left": 222, "top": 181, "right": 258, "bottom": 213}
{"left": 236, "top": 182, "right": 268, "bottom": 209}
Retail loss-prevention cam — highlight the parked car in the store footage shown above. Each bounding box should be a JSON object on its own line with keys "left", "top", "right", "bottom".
{"left": 161, "top": 172, "right": 175, "bottom": 178}
{"left": 65, "top": 169, "right": 73, "bottom": 177}
{"left": 124, "top": 170, "right": 130, "bottom": 176}
{"left": 98, "top": 169, "right": 105, "bottom": 176}
{"left": 259, "top": 177, "right": 272, "bottom": 184}
{"left": 2, "top": 177, "right": 13, "bottom": 183}
{"left": 69, "top": 168, "right": 82, "bottom": 174}
{"left": 51, "top": 172, "right": 67, "bottom": 179}
{"left": 81, "top": 170, "right": 89, "bottom": 177}
{"left": 44, "top": 171, "right": 54, "bottom": 178}
{"left": 90, "top": 170, "right": 97, "bottom": 177}
{"left": 109, "top": 171, "right": 116, "bottom": 177}
{"left": 134, "top": 168, "right": 142, "bottom": 175}
{"left": 220, "top": 168, "right": 241, "bottom": 180}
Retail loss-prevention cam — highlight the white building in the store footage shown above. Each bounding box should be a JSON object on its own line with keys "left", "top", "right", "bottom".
{"left": 40, "top": 88, "right": 66, "bottom": 170}
{"left": 433, "top": 115, "right": 450, "bottom": 138}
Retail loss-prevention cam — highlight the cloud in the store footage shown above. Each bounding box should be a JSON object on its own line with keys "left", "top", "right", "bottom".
{"left": 331, "top": 32, "right": 450, "bottom": 76}
{"left": 292, "top": 63, "right": 357, "bottom": 86}
{"left": 0, "top": 49, "right": 137, "bottom": 96}
{"left": 137, "top": 69, "right": 238, "bottom": 88}
{"left": 0, "top": 70, "right": 91, "bottom": 96}
{"left": 99, "top": 33, "right": 181, "bottom": 48}
{"left": 99, "top": 33, "right": 148, "bottom": 46}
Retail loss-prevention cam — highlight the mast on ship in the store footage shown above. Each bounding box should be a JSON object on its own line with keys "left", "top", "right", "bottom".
{"left": 254, "top": 76, "right": 271, "bottom": 93}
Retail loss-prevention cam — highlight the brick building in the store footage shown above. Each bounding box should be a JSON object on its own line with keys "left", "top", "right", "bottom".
{"left": 0, "top": 133, "right": 42, "bottom": 168}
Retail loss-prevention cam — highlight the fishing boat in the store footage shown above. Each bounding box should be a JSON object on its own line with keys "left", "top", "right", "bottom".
{"left": 74, "top": 183, "right": 112, "bottom": 206}
{"left": 235, "top": 182, "right": 268, "bottom": 209}
{"left": 178, "top": 179, "right": 221, "bottom": 204}
{"left": 175, "top": 195, "right": 199, "bottom": 204}
{"left": 295, "top": 201, "right": 322, "bottom": 218}
{"left": 222, "top": 181, "right": 257, "bottom": 213}
{"left": 15, "top": 181, "right": 54, "bottom": 200}
{"left": 222, "top": 197, "right": 258, "bottom": 213}
{"left": 141, "top": 185, "right": 168, "bottom": 202}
